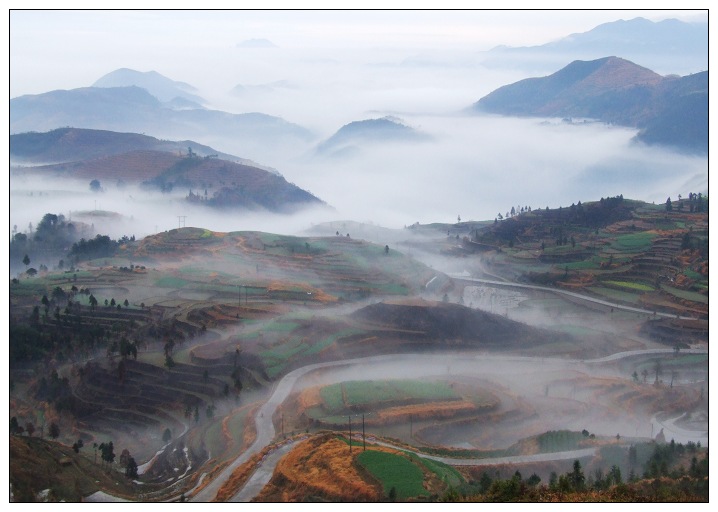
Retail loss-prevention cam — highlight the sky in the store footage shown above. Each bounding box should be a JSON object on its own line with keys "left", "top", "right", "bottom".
{"left": 7, "top": 7, "right": 708, "bottom": 97}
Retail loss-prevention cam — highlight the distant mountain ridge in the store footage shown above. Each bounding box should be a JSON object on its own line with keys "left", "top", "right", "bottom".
{"left": 472, "top": 57, "right": 707, "bottom": 154}
{"left": 486, "top": 17, "right": 707, "bottom": 76}
{"left": 10, "top": 86, "right": 314, "bottom": 156}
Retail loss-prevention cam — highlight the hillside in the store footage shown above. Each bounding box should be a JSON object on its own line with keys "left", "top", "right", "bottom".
{"left": 10, "top": 131, "right": 321, "bottom": 212}
{"left": 351, "top": 299, "right": 562, "bottom": 347}
{"left": 472, "top": 57, "right": 707, "bottom": 154}
{"left": 461, "top": 195, "right": 708, "bottom": 324}
{"left": 9, "top": 436, "right": 139, "bottom": 502}
{"left": 9, "top": 127, "right": 251, "bottom": 165}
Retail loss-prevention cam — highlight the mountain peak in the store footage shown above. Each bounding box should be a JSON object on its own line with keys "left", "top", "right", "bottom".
{"left": 93, "top": 68, "right": 204, "bottom": 104}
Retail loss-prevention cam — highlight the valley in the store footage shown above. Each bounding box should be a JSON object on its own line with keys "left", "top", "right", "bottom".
{"left": 8, "top": 10, "right": 708, "bottom": 504}
{"left": 8, "top": 196, "right": 708, "bottom": 502}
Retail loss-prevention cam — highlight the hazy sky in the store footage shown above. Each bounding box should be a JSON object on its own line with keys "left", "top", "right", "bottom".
{"left": 8, "top": 8, "right": 707, "bottom": 97}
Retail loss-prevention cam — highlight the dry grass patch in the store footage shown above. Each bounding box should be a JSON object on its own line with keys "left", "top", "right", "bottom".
{"left": 255, "top": 435, "right": 381, "bottom": 502}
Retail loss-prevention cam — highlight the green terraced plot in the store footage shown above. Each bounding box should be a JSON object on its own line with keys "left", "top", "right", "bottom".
{"left": 604, "top": 280, "right": 655, "bottom": 292}
{"left": 660, "top": 285, "right": 708, "bottom": 304}
{"left": 320, "top": 379, "right": 457, "bottom": 412}
{"left": 611, "top": 232, "right": 656, "bottom": 252}
{"left": 357, "top": 450, "right": 428, "bottom": 500}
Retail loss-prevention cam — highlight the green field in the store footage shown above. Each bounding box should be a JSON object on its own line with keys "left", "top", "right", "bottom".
{"left": 587, "top": 286, "right": 642, "bottom": 304}
{"left": 603, "top": 280, "right": 655, "bottom": 292}
{"left": 610, "top": 232, "right": 657, "bottom": 252}
{"left": 356, "top": 450, "right": 428, "bottom": 500}
{"left": 319, "top": 379, "right": 458, "bottom": 412}
{"left": 660, "top": 284, "right": 709, "bottom": 304}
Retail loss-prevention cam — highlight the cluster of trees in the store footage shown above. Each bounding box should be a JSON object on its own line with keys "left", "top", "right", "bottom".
{"left": 10, "top": 213, "right": 83, "bottom": 275}
{"left": 666, "top": 192, "right": 707, "bottom": 213}
{"left": 10, "top": 417, "right": 60, "bottom": 439}
{"left": 496, "top": 205, "right": 532, "bottom": 221}
{"left": 442, "top": 439, "right": 708, "bottom": 502}
{"left": 68, "top": 234, "right": 120, "bottom": 262}
{"left": 10, "top": 212, "right": 139, "bottom": 277}
{"left": 642, "top": 440, "right": 707, "bottom": 480}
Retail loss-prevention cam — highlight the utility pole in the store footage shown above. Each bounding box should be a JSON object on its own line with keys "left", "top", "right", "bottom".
{"left": 177, "top": 216, "right": 186, "bottom": 229}
{"left": 362, "top": 414, "right": 365, "bottom": 451}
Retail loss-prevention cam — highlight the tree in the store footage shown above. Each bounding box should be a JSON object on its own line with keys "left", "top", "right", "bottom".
{"left": 49, "top": 422, "right": 60, "bottom": 439}
{"left": 653, "top": 360, "right": 663, "bottom": 384}
{"left": 10, "top": 417, "right": 20, "bottom": 435}
{"left": 125, "top": 457, "right": 138, "bottom": 479}
{"left": 90, "top": 179, "right": 102, "bottom": 193}
{"left": 570, "top": 460, "right": 585, "bottom": 490}
{"left": 22, "top": 254, "right": 30, "bottom": 267}
{"left": 608, "top": 465, "right": 622, "bottom": 486}
{"left": 526, "top": 473, "right": 541, "bottom": 487}
{"left": 388, "top": 486, "right": 397, "bottom": 501}
{"left": 384, "top": 245, "right": 389, "bottom": 255}
{"left": 666, "top": 197, "right": 673, "bottom": 211}
{"left": 89, "top": 294, "right": 98, "bottom": 311}
{"left": 119, "top": 448, "right": 131, "bottom": 467}
{"left": 25, "top": 422, "right": 35, "bottom": 437}
{"left": 99, "top": 441, "right": 115, "bottom": 467}
{"left": 162, "top": 428, "right": 172, "bottom": 444}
